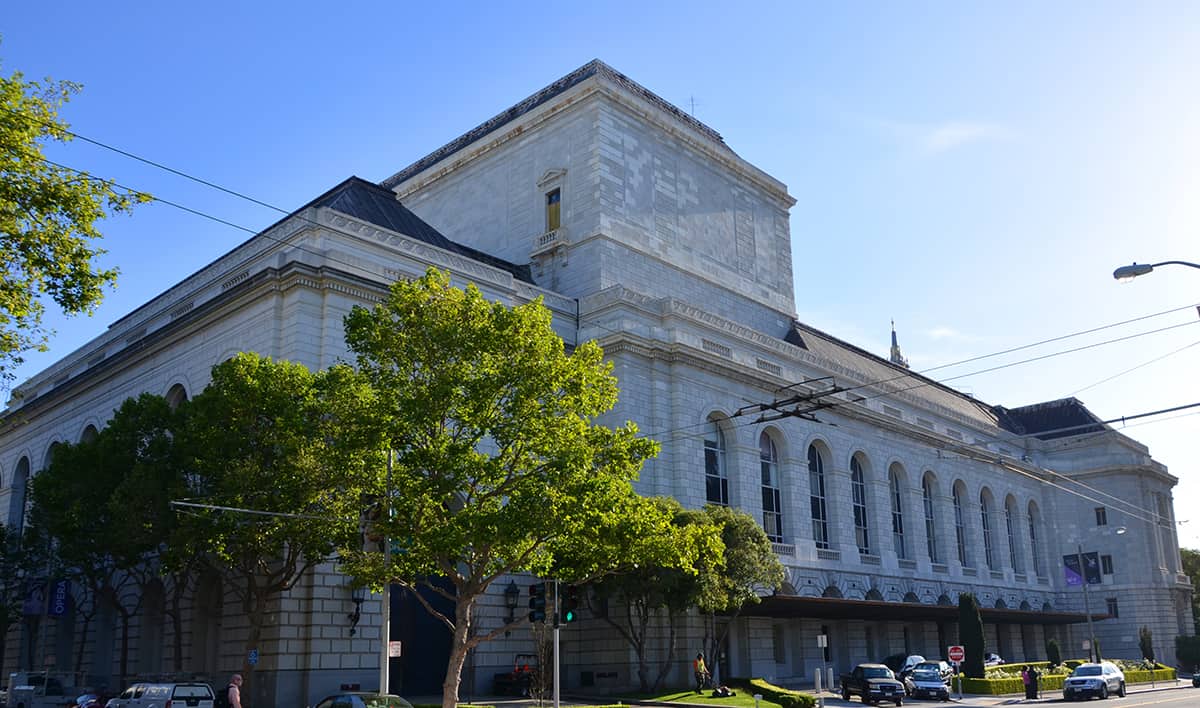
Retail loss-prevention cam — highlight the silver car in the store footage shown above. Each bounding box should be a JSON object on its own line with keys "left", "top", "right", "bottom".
{"left": 1063, "top": 662, "right": 1126, "bottom": 700}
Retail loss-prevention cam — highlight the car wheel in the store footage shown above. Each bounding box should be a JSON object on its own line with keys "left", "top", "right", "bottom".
{"left": 895, "top": 700, "right": 903, "bottom": 707}
{"left": 842, "top": 688, "right": 850, "bottom": 701}
{"left": 1118, "top": 682, "right": 1126, "bottom": 697}
{"left": 1099, "top": 684, "right": 1108, "bottom": 699}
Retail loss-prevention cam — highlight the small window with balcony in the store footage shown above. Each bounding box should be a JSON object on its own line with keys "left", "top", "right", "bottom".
{"left": 546, "top": 189, "right": 561, "bottom": 232}
{"left": 1095, "top": 506, "right": 1107, "bottom": 526}
{"left": 1105, "top": 597, "right": 1119, "bottom": 618}
{"left": 1101, "top": 554, "right": 1114, "bottom": 575}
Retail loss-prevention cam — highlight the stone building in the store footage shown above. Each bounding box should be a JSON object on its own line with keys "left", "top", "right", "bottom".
{"left": 0, "top": 60, "right": 1191, "bottom": 703}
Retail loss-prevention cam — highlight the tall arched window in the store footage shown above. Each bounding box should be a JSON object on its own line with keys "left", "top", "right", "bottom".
{"left": 923, "top": 474, "right": 940, "bottom": 563}
{"left": 980, "top": 490, "right": 996, "bottom": 570}
{"left": 889, "top": 464, "right": 906, "bottom": 560}
{"left": 1028, "top": 501, "right": 1044, "bottom": 576}
{"left": 759, "top": 433, "right": 782, "bottom": 542}
{"left": 953, "top": 482, "right": 969, "bottom": 567}
{"left": 851, "top": 455, "right": 871, "bottom": 555}
{"left": 808, "top": 445, "right": 830, "bottom": 550}
{"left": 704, "top": 417, "right": 728, "bottom": 506}
{"left": 1005, "top": 495, "right": 1022, "bottom": 573}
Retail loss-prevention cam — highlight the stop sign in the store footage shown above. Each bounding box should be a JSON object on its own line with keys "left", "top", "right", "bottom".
{"left": 948, "top": 645, "right": 965, "bottom": 663}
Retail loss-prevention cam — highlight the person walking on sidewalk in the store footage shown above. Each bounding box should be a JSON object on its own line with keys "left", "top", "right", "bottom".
{"left": 1020, "top": 665, "right": 1033, "bottom": 700}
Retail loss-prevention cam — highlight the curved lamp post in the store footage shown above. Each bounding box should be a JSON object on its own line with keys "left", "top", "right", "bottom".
{"left": 1072, "top": 526, "right": 1127, "bottom": 663}
{"left": 1113, "top": 261, "right": 1200, "bottom": 282}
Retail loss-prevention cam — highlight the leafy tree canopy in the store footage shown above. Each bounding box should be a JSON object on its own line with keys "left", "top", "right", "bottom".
{"left": 0, "top": 59, "right": 150, "bottom": 381}
{"left": 338, "top": 269, "right": 675, "bottom": 708}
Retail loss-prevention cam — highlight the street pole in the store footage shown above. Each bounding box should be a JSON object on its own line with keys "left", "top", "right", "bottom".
{"left": 553, "top": 579, "right": 560, "bottom": 708}
{"left": 379, "top": 451, "right": 392, "bottom": 694}
{"left": 1077, "top": 544, "right": 1096, "bottom": 663}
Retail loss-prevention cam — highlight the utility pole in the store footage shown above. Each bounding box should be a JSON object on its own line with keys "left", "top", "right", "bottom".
{"left": 1077, "top": 544, "right": 1096, "bottom": 663}
{"left": 553, "top": 578, "right": 561, "bottom": 708}
{"left": 379, "top": 451, "right": 392, "bottom": 693}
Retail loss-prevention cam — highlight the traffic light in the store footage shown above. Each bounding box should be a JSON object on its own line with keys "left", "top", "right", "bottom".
{"left": 562, "top": 585, "right": 580, "bottom": 623}
{"left": 528, "top": 582, "right": 547, "bottom": 623}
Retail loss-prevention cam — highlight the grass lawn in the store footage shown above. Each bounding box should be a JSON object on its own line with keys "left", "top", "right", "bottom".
{"left": 614, "top": 689, "right": 784, "bottom": 708}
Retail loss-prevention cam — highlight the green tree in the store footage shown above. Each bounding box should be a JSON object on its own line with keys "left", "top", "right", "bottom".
{"left": 1139, "top": 626, "right": 1155, "bottom": 662}
{"left": 958, "top": 592, "right": 985, "bottom": 677}
{"left": 0, "top": 524, "right": 32, "bottom": 672}
{"left": 0, "top": 61, "right": 150, "bottom": 381}
{"left": 1181, "top": 548, "right": 1200, "bottom": 633}
{"left": 339, "top": 269, "right": 685, "bottom": 708}
{"left": 691, "top": 504, "right": 786, "bottom": 684}
{"left": 28, "top": 393, "right": 180, "bottom": 685}
{"left": 1046, "top": 637, "right": 1062, "bottom": 667}
{"left": 1176, "top": 635, "right": 1200, "bottom": 673}
{"left": 587, "top": 500, "right": 725, "bottom": 692}
{"left": 174, "top": 354, "right": 380, "bottom": 687}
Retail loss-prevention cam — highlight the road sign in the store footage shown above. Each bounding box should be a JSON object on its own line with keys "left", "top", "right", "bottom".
{"left": 388, "top": 641, "right": 403, "bottom": 658}
{"left": 248, "top": 648, "right": 259, "bottom": 665}
{"left": 948, "top": 645, "right": 965, "bottom": 663}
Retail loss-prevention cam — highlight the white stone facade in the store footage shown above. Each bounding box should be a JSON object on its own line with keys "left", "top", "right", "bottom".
{"left": 1, "top": 61, "right": 1191, "bottom": 702}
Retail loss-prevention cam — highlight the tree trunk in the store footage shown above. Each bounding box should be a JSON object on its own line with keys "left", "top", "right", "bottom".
{"left": 241, "top": 589, "right": 269, "bottom": 691}
{"left": 652, "top": 611, "right": 679, "bottom": 691}
{"left": 442, "top": 594, "right": 476, "bottom": 708}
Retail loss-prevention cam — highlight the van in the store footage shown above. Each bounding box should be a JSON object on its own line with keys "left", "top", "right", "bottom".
{"left": 107, "top": 682, "right": 214, "bottom": 708}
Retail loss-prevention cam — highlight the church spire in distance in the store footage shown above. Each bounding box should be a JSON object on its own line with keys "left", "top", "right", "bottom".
{"left": 889, "top": 319, "right": 909, "bottom": 369}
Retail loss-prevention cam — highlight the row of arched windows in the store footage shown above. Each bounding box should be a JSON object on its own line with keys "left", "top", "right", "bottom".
{"left": 703, "top": 416, "right": 1047, "bottom": 577}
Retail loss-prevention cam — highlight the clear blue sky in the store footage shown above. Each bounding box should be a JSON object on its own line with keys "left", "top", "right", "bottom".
{"left": 4, "top": 2, "right": 1199, "bottom": 544}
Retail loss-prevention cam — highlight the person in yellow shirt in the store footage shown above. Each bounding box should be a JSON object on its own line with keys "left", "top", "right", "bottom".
{"left": 693, "top": 653, "right": 710, "bottom": 693}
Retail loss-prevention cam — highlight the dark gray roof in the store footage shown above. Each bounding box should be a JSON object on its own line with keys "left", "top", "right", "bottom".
{"left": 786, "top": 321, "right": 1002, "bottom": 428}
{"left": 308, "top": 177, "right": 533, "bottom": 283}
{"left": 380, "top": 59, "right": 729, "bottom": 189}
{"left": 993, "top": 398, "right": 1108, "bottom": 440}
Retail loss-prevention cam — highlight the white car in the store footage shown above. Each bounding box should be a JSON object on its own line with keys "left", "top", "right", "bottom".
{"left": 1063, "top": 662, "right": 1126, "bottom": 700}
{"left": 984, "top": 653, "right": 1004, "bottom": 666}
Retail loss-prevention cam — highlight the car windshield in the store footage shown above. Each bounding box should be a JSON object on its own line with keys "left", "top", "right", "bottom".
{"left": 912, "top": 670, "right": 941, "bottom": 681}
{"left": 864, "top": 667, "right": 893, "bottom": 678}
{"left": 1074, "top": 666, "right": 1102, "bottom": 677}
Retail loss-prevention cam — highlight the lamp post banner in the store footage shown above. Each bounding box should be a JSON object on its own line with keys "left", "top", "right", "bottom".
{"left": 1063, "top": 555, "right": 1083, "bottom": 586}
{"left": 1082, "top": 552, "right": 1102, "bottom": 584}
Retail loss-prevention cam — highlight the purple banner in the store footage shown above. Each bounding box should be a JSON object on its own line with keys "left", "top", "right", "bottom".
{"left": 22, "top": 581, "right": 46, "bottom": 616}
{"left": 1063, "top": 554, "right": 1083, "bottom": 586}
{"left": 1063, "top": 552, "right": 1102, "bottom": 586}
{"left": 48, "top": 579, "right": 71, "bottom": 617}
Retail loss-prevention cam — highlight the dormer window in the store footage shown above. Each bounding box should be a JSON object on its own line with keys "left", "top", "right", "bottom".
{"left": 546, "top": 188, "right": 561, "bottom": 232}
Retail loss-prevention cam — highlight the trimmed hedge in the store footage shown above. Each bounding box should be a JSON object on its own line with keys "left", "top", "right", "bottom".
{"left": 954, "top": 661, "right": 1176, "bottom": 695}
{"left": 730, "top": 678, "right": 816, "bottom": 708}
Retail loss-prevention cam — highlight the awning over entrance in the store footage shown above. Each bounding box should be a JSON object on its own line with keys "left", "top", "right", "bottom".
{"left": 740, "top": 595, "right": 1103, "bottom": 625}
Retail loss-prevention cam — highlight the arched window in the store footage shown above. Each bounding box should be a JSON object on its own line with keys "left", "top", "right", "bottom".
{"left": 980, "top": 490, "right": 996, "bottom": 570}
{"left": 1005, "top": 495, "right": 1022, "bottom": 573}
{"left": 759, "top": 433, "right": 782, "bottom": 542}
{"left": 923, "top": 474, "right": 939, "bottom": 563}
{"left": 1028, "top": 501, "right": 1044, "bottom": 577}
{"left": 80, "top": 424, "right": 99, "bottom": 444}
{"left": 7, "top": 457, "right": 31, "bottom": 534}
{"left": 953, "top": 482, "right": 969, "bottom": 567}
{"left": 851, "top": 455, "right": 871, "bottom": 555}
{"left": 808, "top": 444, "right": 829, "bottom": 550}
{"left": 166, "top": 383, "right": 189, "bottom": 410}
{"left": 704, "top": 417, "right": 728, "bottom": 506}
{"left": 889, "top": 463, "right": 906, "bottom": 560}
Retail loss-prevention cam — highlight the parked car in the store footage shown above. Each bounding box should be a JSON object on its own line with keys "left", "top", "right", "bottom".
{"left": 310, "top": 692, "right": 414, "bottom": 708}
{"left": 840, "top": 663, "right": 904, "bottom": 706}
{"left": 1063, "top": 662, "right": 1125, "bottom": 700}
{"left": 914, "top": 660, "right": 954, "bottom": 681}
{"left": 105, "top": 681, "right": 213, "bottom": 708}
{"left": 906, "top": 669, "right": 950, "bottom": 701}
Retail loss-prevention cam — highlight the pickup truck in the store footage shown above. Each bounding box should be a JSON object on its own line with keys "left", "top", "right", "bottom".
{"left": 840, "top": 663, "right": 905, "bottom": 706}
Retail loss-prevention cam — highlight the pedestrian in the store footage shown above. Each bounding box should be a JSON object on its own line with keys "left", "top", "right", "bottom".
{"left": 1030, "top": 665, "right": 1040, "bottom": 698}
{"left": 228, "top": 673, "right": 243, "bottom": 708}
{"left": 693, "top": 652, "right": 710, "bottom": 693}
{"left": 1020, "top": 665, "right": 1031, "bottom": 700}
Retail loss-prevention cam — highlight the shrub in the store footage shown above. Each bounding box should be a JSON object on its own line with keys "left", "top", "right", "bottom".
{"left": 739, "top": 678, "right": 816, "bottom": 708}
{"left": 1139, "top": 626, "right": 1155, "bottom": 662}
{"left": 1177, "top": 635, "right": 1200, "bottom": 672}
{"left": 1046, "top": 638, "right": 1062, "bottom": 667}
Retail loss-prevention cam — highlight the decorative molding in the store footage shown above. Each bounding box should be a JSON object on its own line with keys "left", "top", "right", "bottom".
{"left": 537, "top": 168, "right": 567, "bottom": 188}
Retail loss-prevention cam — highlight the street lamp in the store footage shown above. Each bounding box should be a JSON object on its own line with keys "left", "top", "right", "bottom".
{"left": 1112, "top": 260, "right": 1200, "bottom": 282}
{"left": 1073, "top": 526, "right": 1127, "bottom": 663}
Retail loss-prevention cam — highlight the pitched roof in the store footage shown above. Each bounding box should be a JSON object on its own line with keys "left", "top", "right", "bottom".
{"left": 380, "top": 59, "right": 730, "bottom": 190}
{"left": 992, "top": 398, "right": 1108, "bottom": 440}
{"left": 309, "top": 177, "right": 533, "bottom": 283}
